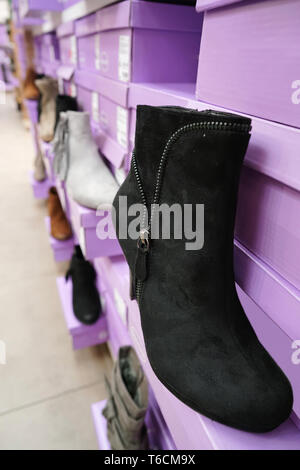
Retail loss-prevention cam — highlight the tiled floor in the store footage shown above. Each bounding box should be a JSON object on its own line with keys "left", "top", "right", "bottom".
{"left": 0, "top": 94, "right": 112, "bottom": 450}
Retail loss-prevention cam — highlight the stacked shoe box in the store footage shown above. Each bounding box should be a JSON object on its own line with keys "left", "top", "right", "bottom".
{"left": 125, "top": 1, "right": 300, "bottom": 450}
{"left": 74, "top": 0, "right": 202, "bottom": 176}
{"left": 35, "top": 32, "right": 60, "bottom": 78}
{"left": 192, "top": 0, "right": 300, "bottom": 431}
{"left": 18, "top": 0, "right": 63, "bottom": 19}
{"left": 56, "top": 21, "right": 77, "bottom": 97}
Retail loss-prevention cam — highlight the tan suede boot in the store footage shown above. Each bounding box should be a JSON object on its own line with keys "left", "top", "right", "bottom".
{"left": 48, "top": 187, "right": 72, "bottom": 241}
{"left": 103, "top": 346, "right": 149, "bottom": 450}
{"left": 23, "top": 68, "right": 40, "bottom": 101}
{"left": 35, "top": 78, "right": 59, "bottom": 142}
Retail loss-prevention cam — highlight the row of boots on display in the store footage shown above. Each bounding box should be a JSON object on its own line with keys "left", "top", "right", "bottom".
{"left": 25, "top": 67, "right": 294, "bottom": 434}
{"left": 48, "top": 188, "right": 101, "bottom": 325}
{"left": 24, "top": 67, "right": 119, "bottom": 210}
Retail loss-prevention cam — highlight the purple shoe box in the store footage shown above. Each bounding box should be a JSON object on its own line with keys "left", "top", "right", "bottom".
{"left": 95, "top": 256, "right": 132, "bottom": 357}
{"left": 196, "top": 0, "right": 246, "bottom": 11}
{"left": 29, "top": 170, "right": 51, "bottom": 200}
{"left": 57, "top": 64, "right": 76, "bottom": 97}
{"left": 39, "top": 32, "right": 60, "bottom": 63}
{"left": 45, "top": 216, "right": 74, "bottom": 263}
{"left": 75, "top": 70, "right": 129, "bottom": 167}
{"left": 68, "top": 195, "right": 122, "bottom": 261}
{"left": 19, "top": 0, "right": 63, "bottom": 18}
{"left": 196, "top": 0, "right": 300, "bottom": 128}
{"left": 234, "top": 241, "right": 300, "bottom": 424}
{"left": 91, "top": 400, "right": 111, "bottom": 450}
{"left": 40, "top": 59, "right": 60, "bottom": 79}
{"left": 56, "top": 276, "right": 109, "bottom": 351}
{"left": 147, "top": 388, "right": 177, "bottom": 450}
{"left": 236, "top": 165, "right": 300, "bottom": 291}
{"left": 75, "top": 0, "right": 202, "bottom": 83}
{"left": 34, "top": 35, "right": 42, "bottom": 65}
{"left": 57, "top": 21, "right": 77, "bottom": 67}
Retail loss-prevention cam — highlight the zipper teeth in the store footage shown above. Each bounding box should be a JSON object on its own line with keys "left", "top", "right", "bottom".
{"left": 132, "top": 120, "right": 251, "bottom": 302}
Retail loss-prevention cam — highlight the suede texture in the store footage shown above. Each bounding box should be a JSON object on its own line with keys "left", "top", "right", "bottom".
{"left": 66, "top": 246, "right": 101, "bottom": 325}
{"left": 113, "top": 105, "right": 293, "bottom": 433}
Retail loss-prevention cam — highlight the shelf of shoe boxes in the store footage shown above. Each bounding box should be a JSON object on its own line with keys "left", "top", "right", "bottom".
{"left": 26, "top": 0, "right": 202, "bottom": 450}
{"left": 126, "top": 0, "right": 300, "bottom": 450}
{"left": 23, "top": 0, "right": 300, "bottom": 450}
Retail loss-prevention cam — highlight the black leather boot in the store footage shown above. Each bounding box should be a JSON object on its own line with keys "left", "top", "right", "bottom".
{"left": 54, "top": 94, "right": 78, "bottom": 132}
{"left": 113, "top": 105, "right": 293, "bottom": 433}
{"left": 66, "top": 246, "right": 101, "bottom": 325}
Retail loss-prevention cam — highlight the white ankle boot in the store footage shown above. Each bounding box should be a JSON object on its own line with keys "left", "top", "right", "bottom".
{"left": 53, "top": 111, "right": 119, "bottom": 210}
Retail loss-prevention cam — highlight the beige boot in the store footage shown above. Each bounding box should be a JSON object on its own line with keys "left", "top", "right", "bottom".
{"left": 33, "top": 149, "right": 47, "bottom": 182}
{"left": 103, "top": 346, "right": 149, "bottom": 450}
{"left": 35, "top": 78, "right": 58, "bottom": 142}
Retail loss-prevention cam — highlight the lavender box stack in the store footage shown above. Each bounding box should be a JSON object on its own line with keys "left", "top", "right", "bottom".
{"left": 196, "top": 0, "right": 300, "bottom": 127}
{"left": 75, "top": 0, "right": 203, "bottom": 83}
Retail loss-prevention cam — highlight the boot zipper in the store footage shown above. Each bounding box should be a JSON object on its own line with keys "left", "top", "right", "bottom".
{"left": 131, "top": 119, "right": 251, "bottom": 303}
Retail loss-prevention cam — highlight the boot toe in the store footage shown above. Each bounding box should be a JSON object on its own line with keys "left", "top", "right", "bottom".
{"left": 148, "top": 340, "right": 293, "bottom": 433}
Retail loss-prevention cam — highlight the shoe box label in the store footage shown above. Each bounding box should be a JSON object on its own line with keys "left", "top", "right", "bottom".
{"left": 95, "top": 34, "right": 101, "bottom": 71}
{"left": 70, "top": 35, "right": 77, "bottom": 66}
{"left": 118, "top": 34, "right": 131, "bottom": 83}
{"left": 117, "top": 106, "right": 128, "bottom": 149}
{"left": 92, "top": 92, "right": 99, "bottom": 123}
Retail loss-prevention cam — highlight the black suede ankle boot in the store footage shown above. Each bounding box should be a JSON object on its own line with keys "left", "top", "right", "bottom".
{"left": 54, "top": 94, "right": 78, "bottom": 132}
{"left": 66, "top": 246, "right": 101, "bottom": 325}
{"left": 113, "top": 105, "right": 293, "bottom": 433}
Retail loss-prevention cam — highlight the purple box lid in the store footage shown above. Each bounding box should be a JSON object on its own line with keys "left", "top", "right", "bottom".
{"left": 95, "top": 0, "right": 203, "bottom": 33}
{"left": 75, "top": 12, "right": 98, "bottom": 37}
{"left": 19, "top": 0, "right": 63, "bottom": 19}
{"left": 75, "top": 69, "right": 129, "bottom": 107}
{"left": 95, "top": 256, "right": 130, "bottom": 309}
{"left": 57, "top": 20, "right": 75, "bottom": 38}
{"left": 68, "top": 194, "right": 110, "bottom": 229}
{"left": 57, "top": 64, "right": 75, "bottom": 80}
{"left": 196, "top": 0, "right": 246, "bottom": 12}
{"left": 234, "top": 240, "right": 300, "bottom": 342}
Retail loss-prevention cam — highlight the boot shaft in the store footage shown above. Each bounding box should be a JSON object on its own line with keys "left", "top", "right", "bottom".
{"left": 35, "top": 78, "right": 58, "bottom": 107}
{"left": 114, "top": 106, "right": 251, "bottom": 306}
